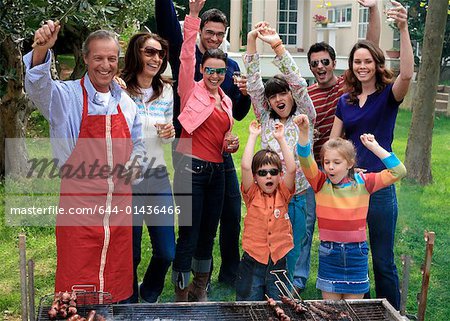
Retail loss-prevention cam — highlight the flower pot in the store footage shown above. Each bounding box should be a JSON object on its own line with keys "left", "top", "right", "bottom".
{"left": 321, "top": 23, "right": 328, "bottom": 27}
{"left": 386, "top": 50, "right": 400, "bottom": 58}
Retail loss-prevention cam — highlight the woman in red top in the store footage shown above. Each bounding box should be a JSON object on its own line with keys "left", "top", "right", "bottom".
{"left": 172, "top": 0, "right": 238, "bottom": 302}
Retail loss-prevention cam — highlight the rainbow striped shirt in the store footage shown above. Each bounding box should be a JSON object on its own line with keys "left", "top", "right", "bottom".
{"left": 297, "top": 143, "right": 406, "bottom": 243}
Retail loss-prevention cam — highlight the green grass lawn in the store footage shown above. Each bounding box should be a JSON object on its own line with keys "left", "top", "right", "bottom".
{"left": 1, "top": 110, "right": 449, "bottom": 320}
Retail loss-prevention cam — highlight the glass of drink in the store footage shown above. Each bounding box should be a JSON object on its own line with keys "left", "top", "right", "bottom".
{"left": 384, "top": 0, "right": 395, "bottom": 22}
{"left": 233, "top": 71, "right": 241, "bottom": 85}
{"left": 225, "top": 131, "right": 238, "bottom": 151}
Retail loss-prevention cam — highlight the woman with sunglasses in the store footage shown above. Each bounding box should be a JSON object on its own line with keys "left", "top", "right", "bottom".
{"left": 243, "top": 22, "right": 316, "bottom": 284}
{"left": 330, "top": 1, "right": 413, "bottom": 309}
{"left": 121, "top": 32, "right": 176, "bottom": 303}
{"left": 171, "top": 0, "right": 236, "bottom": 302}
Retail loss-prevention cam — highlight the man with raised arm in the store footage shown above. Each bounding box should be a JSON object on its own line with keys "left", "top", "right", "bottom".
{"left": 24, "top": 22, "right": 145, "bottom": 302}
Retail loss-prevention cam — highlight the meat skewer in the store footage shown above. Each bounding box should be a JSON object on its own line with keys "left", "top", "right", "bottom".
{"left": 280, "top": 295, "right": 308, "bottom": 314}
{"left": 309, "top": 301, "right": 354, "bottom": 321}
{"left": 307, "top": 303, "right": 334, "bottom": 320}
{"left": 47, "top": 291, "right": 79, "bottom": 320}
{"left": 86, "top": 310, "right": 96, "bottom": 321}
{"left": 265, "top": 295, "right": 291, "bottom": 321}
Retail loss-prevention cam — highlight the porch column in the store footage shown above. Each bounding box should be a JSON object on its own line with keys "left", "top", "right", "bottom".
{"left": 230, "top": 0, "right": 243, "bottom": 51}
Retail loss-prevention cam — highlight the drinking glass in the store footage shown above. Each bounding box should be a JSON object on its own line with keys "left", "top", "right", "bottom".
{"left": 233, "top": 71, "right": 242, "bottom": 85}
{"left": 384, "top": 0, "right": 395, "bottom": 22}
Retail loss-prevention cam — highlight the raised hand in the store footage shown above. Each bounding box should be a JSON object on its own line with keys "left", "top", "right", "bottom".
{"left": 360, "top": 133, "right": 391, "bottom": 159}
{"left": 387, "top": 0, "right": 408, "bottom": 30}
{"left": 33, "top": 20, "right": 61, "bottom": 50}
{"left": 189, "top": 0, "right": 206, "bottom": 18}
{"left": 247, "top": 21, "right": 270, "bottom": 41}
{"left": 273, "top": 122, "right": 285, "bottom": 141}
{"left": 357, "top": 0, "right": 377, "bottom": 8}
{"left": 257, "top": 26, "right": 281, "bottom": 47}
{"left": 293, "top": 114, "right": 309, "bottom": 132}
{"left": 360, "top": 133, "right": 380, "bottom": 150}
{"left": 249, "top": 120, "right": 261, "bottom": 136}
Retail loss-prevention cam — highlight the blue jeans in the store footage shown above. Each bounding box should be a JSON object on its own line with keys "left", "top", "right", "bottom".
{"left": 367, "top": 185, "right": 400, "bottom": 309}
{"left": 236, "top": 252, "right": 287, "bottom": 301}
{"left": 218, "top": 153, "right": 241, "bottom": 285}
{"left": 293, "top": 186, "right": 316, "bottom": 289}
{"left": 129, "top": 167, "right": 176, "bottom": 303}
{"left": 172, "top": 155, "right": 225, "bottom": 287}
{"left": 286, "top": 193, "right": 307, "bottom": 283}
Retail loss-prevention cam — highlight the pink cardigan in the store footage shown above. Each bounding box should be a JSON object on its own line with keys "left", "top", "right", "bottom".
{"left": 177, "top": 15, "right": 233, "bottom": 135}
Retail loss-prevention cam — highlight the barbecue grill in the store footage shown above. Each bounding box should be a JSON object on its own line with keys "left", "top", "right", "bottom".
{"left": 37, "top": 299, "right": 408, "bottom": 321}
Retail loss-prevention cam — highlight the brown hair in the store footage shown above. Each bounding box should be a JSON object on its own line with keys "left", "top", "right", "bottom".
{"left": 320, "top": 138, "right": 356, "bottom": 180}
{"left": 121, "top": 32, "right": 172, "bottom": 102}
{"left": 251, "top": 149, "right": 283, "bottom": 174}
{"left": 344, "top": 40, "right": 394, "bottom": 104}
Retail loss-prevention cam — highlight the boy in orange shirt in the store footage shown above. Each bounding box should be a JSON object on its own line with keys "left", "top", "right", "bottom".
{"left": 236, "top": 120, "right": 297, "bottom": 300}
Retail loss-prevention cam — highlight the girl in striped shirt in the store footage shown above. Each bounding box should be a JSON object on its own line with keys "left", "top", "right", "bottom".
{"left": 294, "top": 114, "right": 406, "bottom": 300}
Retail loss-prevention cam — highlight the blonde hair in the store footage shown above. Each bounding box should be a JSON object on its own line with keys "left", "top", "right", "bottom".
{"left": 320, "top": 138, "right": 356, "bottom": 180}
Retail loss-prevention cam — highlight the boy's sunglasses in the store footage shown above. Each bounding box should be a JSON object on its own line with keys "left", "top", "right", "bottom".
{"left": 141, "top": 46, "right": 166, "bottom": 59}
{"left": 204, "top": 67, "right": 227, "bottom": 75}
{"left": 257, "top": 168, "right": 280, "bottom": 177}
{"left": 309, "top": 58, "right": 331, "bottom": 68}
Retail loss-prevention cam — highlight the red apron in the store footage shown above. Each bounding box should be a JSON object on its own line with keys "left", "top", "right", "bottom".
{"left": 55, "top": 77, "right": 133, "bottom": 302}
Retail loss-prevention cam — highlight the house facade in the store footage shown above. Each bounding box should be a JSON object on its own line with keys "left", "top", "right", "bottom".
{"left": 229, "top": 0, "right": 396, "bottom": 56}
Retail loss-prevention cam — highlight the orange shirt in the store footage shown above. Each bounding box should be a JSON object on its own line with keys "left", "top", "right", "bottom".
{"left": 241, "top": 181, "right": 295, "bottom": 264}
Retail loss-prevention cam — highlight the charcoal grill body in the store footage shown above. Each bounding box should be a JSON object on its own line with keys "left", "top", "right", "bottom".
{"left": 37, "top": 299, "right": 408, "bottom": 321}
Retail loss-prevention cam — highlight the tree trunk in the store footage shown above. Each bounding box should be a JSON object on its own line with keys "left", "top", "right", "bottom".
{"left": 0, "top": 36, "right": 33, "bottom": 178}
{"left": 65, "top": 25, "right": 89, "bottom": 80}
{"left": 404, "top": 0, "right": 448, "bottom": 185}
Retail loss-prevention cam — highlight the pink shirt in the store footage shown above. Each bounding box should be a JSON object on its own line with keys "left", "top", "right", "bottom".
{"left": 177, "top": 15, "right": 233, "bottom": 137}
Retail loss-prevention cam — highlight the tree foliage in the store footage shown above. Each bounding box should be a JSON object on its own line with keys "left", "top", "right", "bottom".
{"left": 0, "top": 0, "right": 154, "bottom": 177}
{"left": 404, "top": 0, "right": 448, "bottom": 185}
{"left": 402, "top": 0, "right": 450, "bottom": 77}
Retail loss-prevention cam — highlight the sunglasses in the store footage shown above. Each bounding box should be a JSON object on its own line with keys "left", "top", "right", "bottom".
{"left": 309, "top": 58, "right": 331, "bottom": 68}
{"left": 204, "top": 67, "right": 227, "bottom": 75}
{"left": 141, "top": 46, "right": 166, "bottom": 59}
{"left": 256, "top": 168, "right": 280, "bottom": 177}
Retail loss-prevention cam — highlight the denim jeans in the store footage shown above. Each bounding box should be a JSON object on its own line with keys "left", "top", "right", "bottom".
{"left": 218, "top": 153, "right": 241, "bottom": 285}
{"left": 129, "top": 167, "right": 176, "bottom": 303}
{"left": 236, "top": 252, "right": 287, "bottom": 301}
{"left": 286, "top": 193, "right": 307, "bottom": 283}
{"left": 293, "top": 186, "right": 316, "bottom": 289}
{"left": 172, "top": 155, "right": 225, "bottom": 287}
{"left": 367, "top": 185, "right": 400, "bottom": 309}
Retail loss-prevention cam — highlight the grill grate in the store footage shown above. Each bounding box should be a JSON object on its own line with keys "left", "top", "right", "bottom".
{"left": 112, "top": 303, "right": 252, "bottom": 320}
{"left": 37, "top": 298, "right": 407, "bottom": 321}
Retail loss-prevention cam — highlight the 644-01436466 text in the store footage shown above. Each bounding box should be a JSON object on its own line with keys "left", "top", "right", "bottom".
{"left": 9, "top": 205, "right": 181, "bottom": 216}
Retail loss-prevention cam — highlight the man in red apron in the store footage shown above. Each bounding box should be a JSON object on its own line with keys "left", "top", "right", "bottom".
{"left": 24, "top": 21, "right": 146, "bottom": 302}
